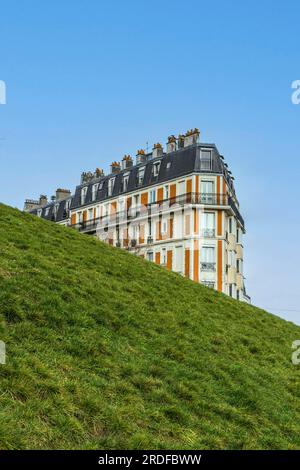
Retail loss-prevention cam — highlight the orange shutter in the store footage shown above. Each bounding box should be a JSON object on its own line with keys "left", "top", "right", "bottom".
{"left": 193, "top": 208, "right": 198, "bottom": 234}
{"left": 217, "top": 211, "right": 222, "bottom": 236}
{"left": 111, "top": 201, "right": 117, "bottom": 214}
{"left": 157, "top": 187, "right": 164, "bottom": 204}
{"left": 217, "top": 176, "right": 221, "bottom": 205}
{"left": 155, "top": 252, "right": 161, "bottom": 265}
{"left": 139, "top": 224, "right": 145, "bottom": 244}
{"left": 185, "top": 215, "right": 190, "bottom": 236}
{"left": 83, "top": 210, "right": 87, "bottom": 222}
{"left": 141, "top": 192, "right": 148, "bottom": 207}
{"left": 167, "top": 250, "right": 173, "bottom": 270}
{"left": 217, "top": 240, "right": 223, "bottom": 292}
{"left": 222, "top": 176, "right": 227, "bottom": 204}
{"left": 156, "top": 221, "right": 162, "bottom": 241}
{"left": 186, "top": 179, "right": 192, "bottom": 203}
{"left": 170, "top": 184, "right": 176, "bottom": 204}
{"left": 123, "top": 228, "right": 128, "bottom": 247}
{"left": 185, "top": 249, "right": 190, "bottom": 278}
{"left": 195, "top": 175, "right": 199, "bottom": 197}
{"left": 71, "top": 213, "right": 76, "bottom": 225}
{"left": 168, "top": 217, "right": 174, "bottom": 238}
{"left": 126, "top": 197, "right": 132, "bottom": 210}
{"left": 193, "top": 240, "right": 199, "bottom": 282}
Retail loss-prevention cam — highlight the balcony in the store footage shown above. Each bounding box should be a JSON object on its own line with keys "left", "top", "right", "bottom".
{"left": 201, "top": 228, "right": 215, "bottom": 238}
{"left": 200, "top": 262, "right": 216, "bottom": 272}
{"left": 70, "top": 192, "right": 244, "bottom": 234}
{"left": 201, "top": 281, "right": 215, "bottom": 289}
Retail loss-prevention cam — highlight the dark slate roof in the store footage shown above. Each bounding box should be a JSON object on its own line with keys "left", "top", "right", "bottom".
{"left": 30, "top": 196, "right": 72, "bottom": 222}
{"left": 71, "top": 142, "right": 236, "bottom": 209}
{"left": 30, "top": 142, "right": 239, "bottom": 222}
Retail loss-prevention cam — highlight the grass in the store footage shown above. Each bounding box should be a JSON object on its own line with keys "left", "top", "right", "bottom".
{"left": 0, "top": 202, "right": 300, "bottom": 450}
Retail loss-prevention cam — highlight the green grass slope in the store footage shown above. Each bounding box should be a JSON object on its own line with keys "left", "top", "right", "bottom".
{"left": 0, "top": 203, "right": 300, "bottom": 450}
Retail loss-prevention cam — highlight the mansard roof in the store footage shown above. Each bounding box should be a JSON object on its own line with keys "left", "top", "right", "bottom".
{"left": 71, "top": 142, "right": 236, "bottom": 209}
{"left": 29, "top": 142, "right": 238, "bottom": 222}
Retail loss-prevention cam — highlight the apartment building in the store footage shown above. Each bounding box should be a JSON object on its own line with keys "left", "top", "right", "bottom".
{"left": 25, "top": 129, "right": 250, "bottom": 302}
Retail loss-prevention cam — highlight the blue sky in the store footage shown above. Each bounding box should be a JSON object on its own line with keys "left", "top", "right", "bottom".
{"left": 0, "top": 0, "right": 300, "bottom": 323}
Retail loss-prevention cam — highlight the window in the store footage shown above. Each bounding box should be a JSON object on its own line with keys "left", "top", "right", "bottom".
{"left": 162, "top": 220, "right": 168, "bottom": 235}
{"left": 108, "top": 178, "right": 115, "bottom": 197}
{"left": 201, "top": 247, "right": 216, "bottom": 271}
{"left": 119, "top": 198, "right": 125, "bottom": 213}
{"left": 200, "top": 149, "right": 212, "bottom": 170}
{"left": 166, "top": 161, "right": 171, "bottom": 170}
{"left": 37, "top": 209, "right": 42, "bottom": 217}
{"left": 54, "top": 203, "right": 59, "bottom": 218}
{"left": 122, "top": 173, "right": 129, "bottom": 192}
{"left": 137, "top": 167, "right": 145, "bottom": 186}
{"left": 164, "top": 185, "right": 169, "bottom": 200}
{"left": 203, "top": 212, "right": 215, "bottom": 237}
{"left": 228, "top": 250, "right": 236, "bottom": 267}
{"left": 147, "top": 251, "right": 154, "bottom": 262}
{"left": 92, "top": 183, "right": 99, "bottom": 201}
{"left": 228, "top": 217, "right": 236, "bottom": 234}
{"left": 88, "top": 208, "right": 93, "bottom": 220}
{"left": 78, "top": 212, "right": 83, "bottom": 223}
{"left": 152, "top": 161, "right": 161, "bottom": 177}
{"left": 162, "top": 248, "right": 167, "bottom": 265}
{"left": 45, "top": 207, "right": 50, "bottom": 217}
{"left": 150, "top": 190, "right": 156, "bottom": 204}
{"left": 175, "top": 246, "right": 183, "bottom": 273}
{"left": 81, "top": 187, "right": 88, "bottom": 205}
{"left": 201, "top": 181, "right": 214, "bottom": 203}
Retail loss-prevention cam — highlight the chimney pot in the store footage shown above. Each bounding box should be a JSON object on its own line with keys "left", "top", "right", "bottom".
{"left": 136, "top": 149, "right": 147, "bottom": 164}
{"left": 184, "top": 128, "right": 200, "bottom": 147}
{"left": 121, "top": 155, "right": 133, "bottom": 170}
{"left": 152, "top": 143, "right": 164, "bottom": 158}
{"left": 166, "top": 135, "right": 177, "bottom": 153}
{"left": 110, "top": 161, "right": 121, "bottom": 174}
{"left": 55, "top": 189, "right": 71, "bottom": 201}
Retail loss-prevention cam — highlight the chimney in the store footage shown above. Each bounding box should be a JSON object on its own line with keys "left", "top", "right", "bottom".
{"left": 95, "top": 168, "right": 104, "bottom": 178}
{"left": 136, "top": 149, "right": 147, "bottom": 165}
{"left": 55, "top": 189, "right": 71, "bottom": 201}
{"left": 166, "top": 135, "right": 177, "bottom": 153}
{"left": 110, "top": 161, "right": 121, "bottom": 174}
{"left": 152, "top": 143, "right": 163, "bottom": 159}
{"left": 39, "top": 194, "right": 48, "bottom": 206}
{"left": 23, "top": 199, "right": 40, "bottom": 212}
{"left": 178, "top": 134, "right": 185, "bottom": 149}
{"left": 121, "top": 155, "right": 133, "bottom": 170}
{"left": 184, "top": 128, "right": 200, "bottom": 147}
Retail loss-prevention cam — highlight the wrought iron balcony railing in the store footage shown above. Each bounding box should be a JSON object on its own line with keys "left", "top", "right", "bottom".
{"left": 200, "top": 262, "right": 216, "bottom": 272}
{"left": 70, "top": 192, "right": 244, "bottom": 233}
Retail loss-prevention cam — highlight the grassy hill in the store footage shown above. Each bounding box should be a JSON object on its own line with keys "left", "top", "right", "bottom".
{"left": 0, "top": 203, "right": 300, "bottom": 450}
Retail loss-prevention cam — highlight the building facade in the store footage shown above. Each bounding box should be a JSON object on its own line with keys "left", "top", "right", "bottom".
{"left": 25, "top": 129, "right": 250, "bottom": 302}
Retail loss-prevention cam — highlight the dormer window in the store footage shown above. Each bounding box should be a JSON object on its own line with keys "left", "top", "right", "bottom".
{"left": 92, "top": 183, "right": 99, "bottom": 201}
{"left": 108, "top": 178, "right": 115, "bottom": 197}
{"left": 45, "top": 207, "right": 50, "bottom": 217}
{"left": 81, "top": 186, "right": 88, "bottom": 205}
{"left": 137, "top": 167, "right": 145, "bottom": 186}
{"left": 200, "top": 149, "right": 212, "bottom": 170}
{"left": 152, "top": 161, "right": 161, "bottom": 177}
{"left": 121, "top": 173, "right": 129, "bottom": 192}
{"left": 37, "top": 209, "right": 42, "bottom": 217}
{"left": 54, "top": 203, "right": 59, "bottom": 218}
